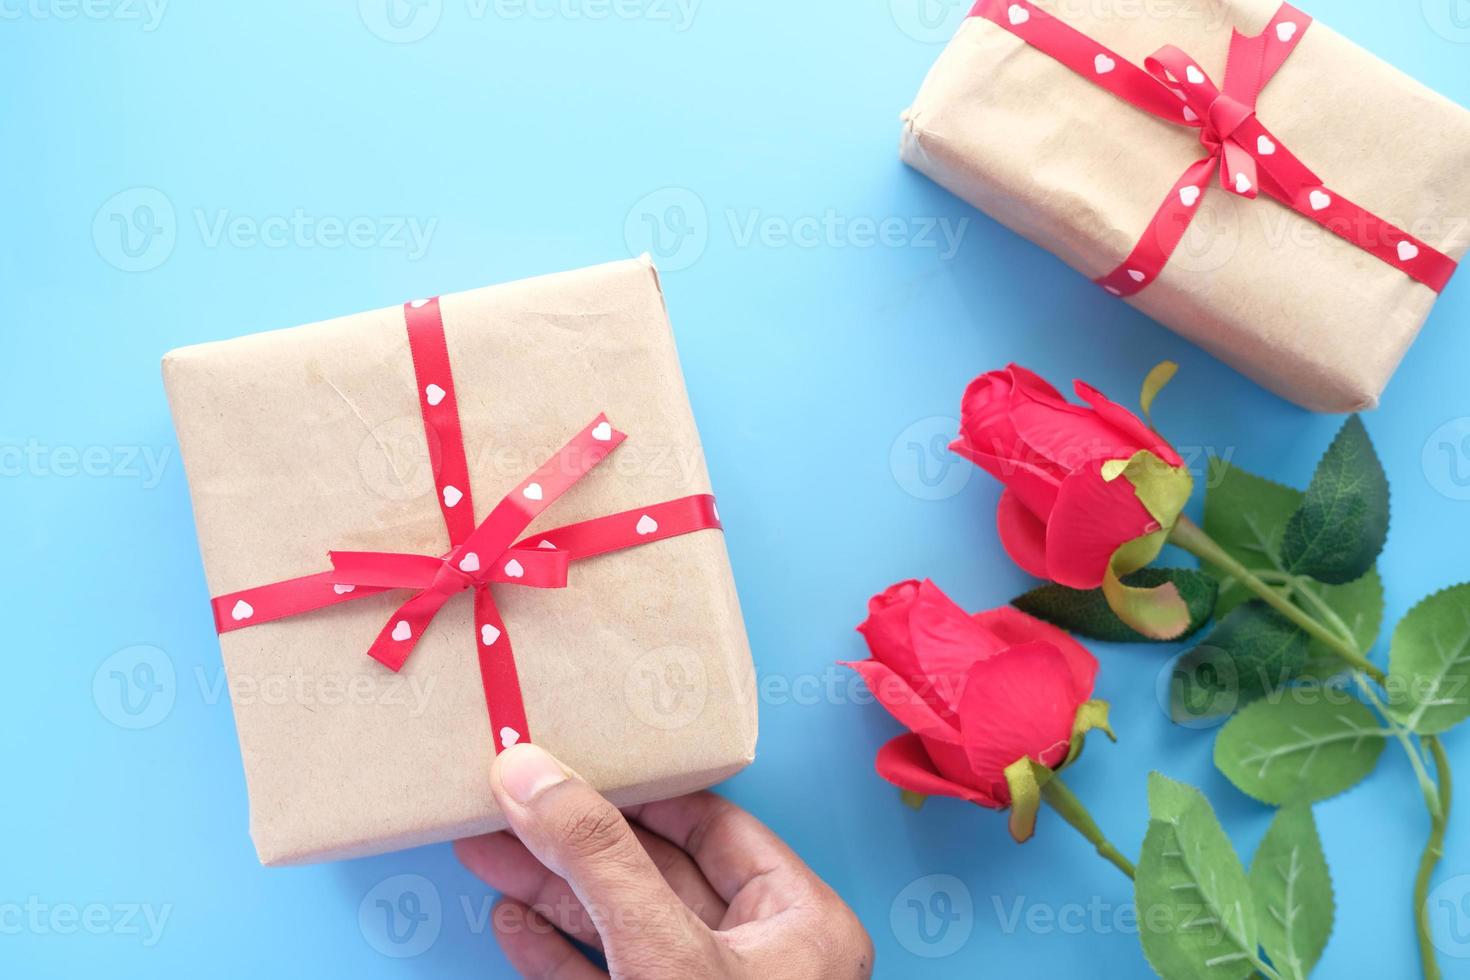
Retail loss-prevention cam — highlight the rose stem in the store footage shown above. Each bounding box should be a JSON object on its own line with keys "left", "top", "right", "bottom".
{"left": 1039, "top": 776, "right": 1135, "bottom": 880}
{"left": 1167, "top": 516, "right": 1385, "bottom": 684}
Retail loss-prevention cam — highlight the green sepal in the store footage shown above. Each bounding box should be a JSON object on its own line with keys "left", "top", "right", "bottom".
{"left": 899, "top": 790, "right": 928, "bottom": 811}
{"left": 1062, "top": 698, "right": 1115, "bottom": 769}
{"left": 1003, "top": 756, "right": 1051, "bottom": 844}
{"left": 1139, "top": 360, "right": 1179, "bottom": 429}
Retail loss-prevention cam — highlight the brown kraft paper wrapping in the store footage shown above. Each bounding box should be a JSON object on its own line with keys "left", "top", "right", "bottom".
{"left": 163, "top": 257, "right": 758, "bottom": 866}
{"left": 901, "top": 0, "right": 1470, "bottom": 411}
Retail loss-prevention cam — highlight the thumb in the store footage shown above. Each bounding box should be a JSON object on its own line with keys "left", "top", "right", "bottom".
{"left": 490, "top": 743, "right": 710, "bottom": 966}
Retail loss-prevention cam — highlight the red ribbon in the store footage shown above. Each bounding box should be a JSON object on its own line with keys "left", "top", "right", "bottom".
{"left": 972, "top": 0, "right": 1457, "bottom": 296}
{"left": 210, "top": 296, "right": 723, "bottom": 754}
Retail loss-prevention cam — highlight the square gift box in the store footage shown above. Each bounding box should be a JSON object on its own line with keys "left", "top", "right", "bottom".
{"left": 901, "top": 0, "right": 1470, "bottom": 411}
{"left": 163, "top": 257, "right": 758, "bottom": 865}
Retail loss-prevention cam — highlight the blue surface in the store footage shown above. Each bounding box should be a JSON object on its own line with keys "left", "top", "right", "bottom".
{"left": 4, "top": 1, "right": 1469, "bottom": 977}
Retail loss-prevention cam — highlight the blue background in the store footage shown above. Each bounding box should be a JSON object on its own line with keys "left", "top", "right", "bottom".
{"left": 3, "top": 0, "right": 1469, "bottom": 976}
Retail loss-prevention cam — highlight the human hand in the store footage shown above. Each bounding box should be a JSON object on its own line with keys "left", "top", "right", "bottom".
{"left": 455, "top": 743, "right": 874, "bottom": 979}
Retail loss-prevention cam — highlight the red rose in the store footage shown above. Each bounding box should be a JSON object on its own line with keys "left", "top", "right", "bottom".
{"left": 951, "top": 365, "right": 1188, "bottom": 590}
{"left": 844, "top": 580, "right": 1098, "bottom": 817}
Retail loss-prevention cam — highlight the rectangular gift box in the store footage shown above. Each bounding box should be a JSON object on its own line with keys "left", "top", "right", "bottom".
{"left": 901, "top": 0, "right": 1470, "bottom": 412}
{"left": 163, "top": 257, "right": 758, "bottom": 866}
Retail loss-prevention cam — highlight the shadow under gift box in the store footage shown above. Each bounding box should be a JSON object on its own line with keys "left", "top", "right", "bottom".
{"left": 162, "top": 256, "right": 758, "bottom": 866}
{"left": 901, "top": 0, "right": 1470, "bottom": 412}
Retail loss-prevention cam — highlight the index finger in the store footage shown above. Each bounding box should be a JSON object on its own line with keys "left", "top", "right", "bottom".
{"left": 623, "top": 793, "right": 811, "bottom": 905}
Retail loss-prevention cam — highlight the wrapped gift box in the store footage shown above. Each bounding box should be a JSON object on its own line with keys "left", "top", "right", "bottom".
{"left": 163, "top": 257, "right": 758, "bottom": 865}
{"left": 901, "top": 0, "right": 1470, "bottom": 411}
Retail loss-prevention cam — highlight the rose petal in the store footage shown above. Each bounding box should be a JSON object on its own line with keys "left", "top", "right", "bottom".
{"left": 997, "top": 490, "right": 1050, "bottom": 579}
{"left": 972, "top": 606, "right": 1099, "bottom": 701}
{"left": 951, "top": 443, "right": 1061, "bottom": 521}
{"left": 955, "top": 642, "right": 1086, "bottom": 804}
{"left": 908, "top": 582, "right": 1010, "bottom": 701}
{"left": 875, "top": 734, "right": 1004, "bottom": 809}
{"left": 956, "top": 372, "right": 1068, "bottom": 482}
{"left": 1073, "top": 380, "right": 1183, "bottom": 466}
{"left": 1009, "top": 382, "right": 1148, "bottom": 474}
{"left": 1043, "top": 461, "right": 1158, "bottom": 589}
{"left": 856, "top": 580, "right": 925, "bottom": 681}
{"left": 842, "top": 658, "right": 959, "bottom": 736}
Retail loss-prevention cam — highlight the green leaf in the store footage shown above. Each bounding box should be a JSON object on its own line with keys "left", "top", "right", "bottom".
{"left": 1385, "top": 584, "right": 1470, "bottom": 735}
{"left": 1280, "top": 417, "right": 1390, "bottom": 586}
{"left": 1202, "top": 459, "right": 1304, "bottom": 617}
{"left": 1249, "top": 805, "right": 1334, "bottom": 980}
{"left": 1213, "top": 697, "right": 1388, "bottom": 805}
{"left": 1169, "top": 603, "right": 1311, "bottom": 724}
{"left": 1136, "top": 774, "right": 1260, "bottom": 980}
{"left": 899, "top": 790, "right": 927, "bottom": 811}
{"left": 1201, "top": 457, "right": 1385, "bottom": 674}
{"left": 1013, "top": 569, "right": 1218, "bottom": 644}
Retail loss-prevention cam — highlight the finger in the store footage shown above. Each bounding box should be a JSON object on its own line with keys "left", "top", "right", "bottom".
{"left": 454, "top": 826, "right": 728, "bottom": 946}
{"left": 490, "top": 898, "right": 607, "bottom": 980}
{"left": 490, "top": 744, "right": 711, "bottom": 963}
{"left": 625, "top": 793, "right": 813, "bottom": 907}
{"left": 455, "top": 832, "right": 603, "bottom": 949}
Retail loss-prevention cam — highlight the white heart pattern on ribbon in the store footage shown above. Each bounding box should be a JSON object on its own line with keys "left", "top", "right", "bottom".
{"left": 1398, "top": 241, "right": 1420, "bottom": 262}
{"left": 1309, "top": 190, "right": 1332, "bottom": 211}
{"left": 1128, "top": 270, "right": 1146, "bottom": 283}
{"left": 1179, "top": 186, "right": 1202, "bottom": 207}
{"left": 1256, "top": 135, "right": 1276, "bottom": 156}
{"left": 443, "top": 485, "right": 463, "bottom": 508}
{"left": 481, "top": 624, "right": 501, "bottom": 647}
{"left": 410, "top": 299, "right": 430, "bottom": 309}
{"left": 591, "top": 421, "right": 613, "bottom": 442}
{"left": 538, "top": 540, "right": 557, "bottom": 550}
{"left": 500, "top": 727, "right": 521, "bottom": 749}
{"left": 392, "top": 620, "right": 412, "bottom": 642}
{"left": 1094, "top": 54, "right": 1115, "bottom": 75}
{"left": 1104, "top": 286, "right": 1122, "bottom": 297}
{"left": 1276, "top": 21, "right": 1298, "bottom": 43}
{"left": 1186, "top": 65, "right": 1205, "bottom": 85}
{"left": 1234, "top": 172, "right": 1253, "bottom": 195}
{"left": 1183, "top": 107, "right": 1199, "bottom": 123}
{"left": 333, "top": 584, "right": 356, "bottom": 595}
{"left": 523, "top": 483, "right": 544, "bottom": 502}
{"left": 425, "top": 383, "right": 447, "bottom": 407}
{"left": 231, "top": 599, "right": 254, "bottom": 621}
{"left": 1007, "top": 4, "right": 1029, "bottom": 25}
{"left": 636, "top": 515, "right": 659, "bottom": 536}
{"left": 504, "top": 559, "right": 525, "bottom": 579}
{"left": 458, "top": 552, "right": 481, "bottom": 574}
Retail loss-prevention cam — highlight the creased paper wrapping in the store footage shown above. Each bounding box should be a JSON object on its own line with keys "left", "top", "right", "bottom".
{"left": 163, "top": 257, "right": 758, "bottom": 866}
{"left": 902, "top": 0, "right": 1470, "bottom": 411}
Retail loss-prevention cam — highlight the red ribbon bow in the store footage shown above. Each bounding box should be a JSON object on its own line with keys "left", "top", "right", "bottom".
{"left": 973, "top": 0, "right": 1457, "bottom": 296}
{"left": 211, "top": 296, "right": 722, "bottom": 754}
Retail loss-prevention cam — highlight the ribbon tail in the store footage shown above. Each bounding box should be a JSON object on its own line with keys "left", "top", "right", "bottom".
{"left": 514, "top": 494, "right": 723, "bottom": 562}
{"left": 475, "top": 586, "right": 532, "bottom": 755}
{"left": 368, "top": 588, "right": 457, "bottom": 672}
{"left": 1096, "top": 157, "right": 1220, "bottom": 298}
